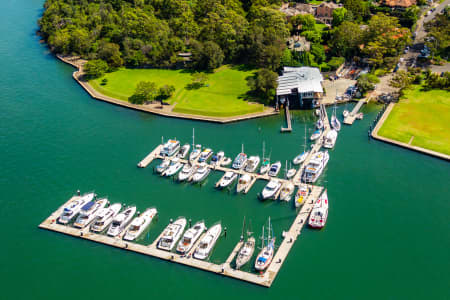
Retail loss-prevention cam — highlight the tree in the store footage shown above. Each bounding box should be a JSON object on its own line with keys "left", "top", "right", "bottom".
{"left": 157, "top": 85, "right": 176, "bottom": 103}
{"left": 260, "top": 44, "right": 284, "bottom": 71}
{"left": 343, "top": 0, "right": 369, "bottom": 22}
{"left": 357, "top": 74, "right": 379, "bottom": 94}
{"left": 310, "top": 43, "right": 326, "bottom": 64}
{"left": 290, "top": 14, "right": 316, "bottom": 32}
{"left": 191, "top": 41, "right": 224, "bottom": 70}
{"left": 281, "top": 48, "right": 294, "bottom": 67}
{"left": 328, "top": 57, "right": 345, "bottom": 70}
{"left": 389, "top": 70, "right": 414, "bottom": 91}
{"left": 248, "top": 68, "right": 278, "bottom": 101}
{"left": 330, "top": 21, "right": 363, "bottom": 58}
{"left": 98, "top": 42, "right": 123, "bottom": 69}
{"left": 332, "top": 8, "right": 348, "bottom": 27}
{"left": 129, "top": 81, "right": 158, "bottom": 104}
{"left": 83, "top": 59, "right": 109, "bottom": 79}
{"left": 188, "top": 72, "right": 209, "bottom": 89}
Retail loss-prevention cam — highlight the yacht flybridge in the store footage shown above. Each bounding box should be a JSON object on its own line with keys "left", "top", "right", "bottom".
{"left": 123, "top": 208, "right": 158, "bottom": 241}
{"left": 198, "top": 148, "right": 213, "bottom": 163}
{"left": 107, "top": 206, "right": 136, "bottom": 237}
{"left": 194, "top": 223, "right": 222, "bottom": 260}
{"left": 158, "top": 217, "right": 187, "bottom": 251}
{"left": 177, "top": 144, "right": 190, "bottom": 159}
{"left": 261, "top": 180, "right": 281, "bottom": 200}
{"left": 177, "top": 164, "right": 197, "bottom": 182}
{"left": 323, "top": 130, "right": 338, "bottom": 149}
{"left": 245, "top": 156, "right": 260, "bottom": 173}
{"left": 268, "top": 161, "right": 281, "bottom": 177}
{"left": 160, "top": 139, "right": 180, "bottom": 157}
{"left": 176, "top": 221, "right": 206, "bottom": 254}
{"left": 210, "top": 151, "right": 224, "bottom": 167}
{"left": 58, "top": 192, "right": 95, "bottom": 224}
{"left": 236, "top": 174, "right": 252, "bottom": 193}
{"left": 162, "top": 158, "right": 183, "bottom": 177}
{"left": 192, "top": 163, "right": 211, "bottom": 183}
{"left": 73, "top": 198, "right": 108, "bottom": 228}
{"left": 232, "top": 153, "right": 247, "bottom": 170}
{"left": 90, "top": 203, "right": 122, "bottom": 232}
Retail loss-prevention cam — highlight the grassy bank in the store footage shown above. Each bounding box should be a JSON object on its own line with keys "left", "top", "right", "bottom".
{"left": 90, "top": 66, "right": 264, "bottom": 117}
{"left": 378, "top": 85, "right": 450, "bottom": 155}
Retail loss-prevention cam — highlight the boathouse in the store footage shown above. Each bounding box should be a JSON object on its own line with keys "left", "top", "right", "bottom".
{"left": 276, "top": 67, "right": 323, "bottom": 109}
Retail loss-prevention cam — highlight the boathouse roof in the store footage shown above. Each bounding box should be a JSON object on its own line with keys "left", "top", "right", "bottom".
{"left": 276, "top": 67, "right": 323, "bottom": 95}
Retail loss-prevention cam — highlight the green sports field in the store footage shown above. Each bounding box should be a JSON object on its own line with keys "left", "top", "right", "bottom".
{"left": 90, "top": 66, "right": 265, "bottom": 117}
{"left": 378, "top": 85, "right": 450, "bottom": 155}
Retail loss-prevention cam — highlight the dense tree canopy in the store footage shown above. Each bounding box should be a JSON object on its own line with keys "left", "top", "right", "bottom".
{"left": 39, "top": 0, "right": 288, "bottom": 70}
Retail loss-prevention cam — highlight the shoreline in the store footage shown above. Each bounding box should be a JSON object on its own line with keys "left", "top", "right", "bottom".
{"left": 371, "top": 102, "right": 450, "bottom": 161}
{"left": 57, "top": 55, "right": 279, "bottom": 124}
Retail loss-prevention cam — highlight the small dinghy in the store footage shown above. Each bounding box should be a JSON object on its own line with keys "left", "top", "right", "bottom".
{"left": 220, "top": 157, "right": 232, "bottom": 166}
{"left": 286, "top": 168, "right": 296, "bottom": 179}
{"left": 343, "top": 110, "right": 349, "bottom": 118}
{"left": 310, "top": 129, "right": 322, "bottom": 141}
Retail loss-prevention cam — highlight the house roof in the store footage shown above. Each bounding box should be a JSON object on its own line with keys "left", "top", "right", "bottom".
{"left": 277, "top": 67, "right": 323, "bottom": 95}
{"left": 383, "top": 0, "right": 416, "bottom": 7}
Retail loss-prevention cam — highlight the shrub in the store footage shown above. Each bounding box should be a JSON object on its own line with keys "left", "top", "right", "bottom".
{"left": 328, "top": 57, "right": 345, "bottom": 70}
{"left": 83, "top": 59, "right": 109, "bottom": 79}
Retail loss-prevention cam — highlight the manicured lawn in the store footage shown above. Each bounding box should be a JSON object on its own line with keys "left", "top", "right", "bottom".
{"left": 378, "top": 85, "right": 450, "bottom": 155}
{"left": 90, "top": 65, "right": 264, "bottom": 117}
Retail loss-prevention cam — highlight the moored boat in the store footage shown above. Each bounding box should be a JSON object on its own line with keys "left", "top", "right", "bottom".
{"left": 162, "top": 158, "right": 183, "bottom": 176}
{"left": 58, "top": 192, "right": 95, "bottom": 225}
{"left": 259, "top": 159, "right": 270, "bottom": 174}
{"left": 160, "top": 139, "right": 180, "bottom": 157}
{"left": 279, "top": 182, "right": 295, "bottom": 201}
{"left": 220, "top": 157, "right": 232, "bottom": 166}
{"left": 158, "top": 217, "right": 187, "bottom": 251}
{"left": 176, "top": 221, "right": 206, "bottom": 254}
{"left": 218, "top": 171, "right": 237, "bottom": 189}
{"left": 316, "top": 118, "right": 324, "bottom": 130}
{"left": 177, "top": 144, "right": 190, "bottom": 159}
{"left": 178, "top": 163, "right": 197, "bottom": 182}
{"left": 294, "top": 184, "right": 309, "bottom": 208}
{"left": 236, "top": 236, "right": 255, "bottom": 270}
{"left": 245, "top": 156, "right": 260, "bottom": 173}
{"left": 293, "top": 151, "right": 308, "bottom": 165}
{"left": 123, "top": 208, "right": 158, "bottom": 241}
{"left": 310, "top": 129, "right": 322, "bottom": 141}
{"left": 90, "top": 203, "right": 122, "bottom": 232}
{"left": 198, "top": 148, "right": 213, "bottom": 163}
{"left": 189, "top": 144, "right": 202, "bottom": 162}
{"left": 232, "top": 152, "right": 248, "bottom": 170}
{"left": 261, "top": 180, "right": 281, "bottom": 200}
{"left": 194, "top": 223, "right": 222, "bottom": 260}
{"left": 268, "top": 161, "right": 281, "bottom": 177}
{"left": 210, "top": 151, "right": 224, "bottom": 167}
{"left": 302, "top": 151, "right": 329, "bottom": 183}
{"left": 73, "top": 198, "right": 108, "bottom": 228}
{"left": 156, "top": 159, "right": 170, "bottom": 174}
{"left": 286, "top": 168, "right": 296, "bottom": 179}
{"left": 308, "top": 190, "right": 329, "bottom": 228}
{"left": 343, "top": 110, "right": 349, "bottom": 118}
{"left": 236, "top": 174, "right": 252, "bottom": 193}
{"left": 323, "top": 129, "right": 338, "bottom": 149}
{"left": 191, "top": 163, "right": 210, "bottom": 183}
{"left": 254, "top": 218, "right": 275, "bottom": 272}
{"left": 107, "top": 206, "right": 137, "bottom": 237}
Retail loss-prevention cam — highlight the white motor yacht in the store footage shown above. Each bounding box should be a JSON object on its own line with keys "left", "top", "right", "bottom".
{"left": 293, "top": 151, "right": 309, "bottom": 165}
{"left": 261, "top": 180, "right": 281, "bottom": 200}
{"left": 323, "top": 130, "right": 338, "bottom": 149}
{"left": 279, "top": 182, "right": 295, "bottom": 201}
{"left": 177, "top": 163, "right": 197, "bottom": 182}
{"left": 232, "top": 153, "right": 248, "bottom": 170}
{"left": 160, "top": 139, "right": 180, "bottom": 157}
{"left": 176, "top": 221, "right": 206, "bottom": 254}
{"left": 107, "top": 206, "right": 136, "bottom": 237}
{"left": 189, "top": 144, "right": 202, "bottom": 162}
{"left": 194, "top": 223, "right": 222, "bottom": 260}
{"left": 58, "top": 192, "right": 95, "bottom": 225}
{"left": 245, "top": 156, "right": 260, "bottom": 173}
{"left": 177, "top": 144, "right": 190, "bottom": 159}
{"left": 309, "top": 190, "right": 329, "bottom": 229}
{"left": 218, "top": 171, "right": 237, "bottom": 189}
{"left": 210, "top": 151, "right": 224, "bottom": 167}
{"left": 310, "top": 129, "right": 322, "bottom": 141}
{"left": 162, "top": 158, "right": 183, "bottom": 177}
{"left": 235, "top": 236, "right": 255, "bottom": 270}
{"left": 73, "top": 198, "right": 108, "bottom": 228}
{"left": 302, "top": 151, "right": 329, "bottom": 183}
{"left": 198, "top": 148, "right": 213, "bottom": 163}
{"left": 157, "top": 217, "right": 187, "bottom": 251}
{"left": 343, "top": 110, "right": 349, "bottom": 118}
{"left": 156, "top": 159, "right": 170, "bottom": 174}
{"left": 294, "top": 184, "right": 309, "bottom": 208}
{"left": 259, "top": 159, "right": 270, "bottom": 174}
{"left": 191, "top": 163, "right": 210, "bottom": 183}
{"left": 236, "top": 174, "right": 252, "bottom": 193}
{"left": 268, "top": 161, "right": 281, "bottom": 177}
{"left": 90, "top": 203, "right": 122, "bottom": 232}
{"left": 123, "top": 208, "right": 158, "bottom": 241}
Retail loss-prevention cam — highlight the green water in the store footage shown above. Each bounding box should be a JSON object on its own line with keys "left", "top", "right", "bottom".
{"left": 1, "top": 1, "right": 449, "bottom": 299}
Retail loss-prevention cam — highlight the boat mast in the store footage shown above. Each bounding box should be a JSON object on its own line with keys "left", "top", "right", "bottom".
{"left": 241, "top": 216, "right": 246, "bottom": 241}
{"left": 192, "top": 128, "right": 195, "bottom": 148}
{"left": 304, "top": 124, "right": 307, "bottom": 152}
{"left": 262, "top": 142, "right": 265, "bottom": 160}
{"left": 241, "top": 143, "right": 244, "bottom": 154}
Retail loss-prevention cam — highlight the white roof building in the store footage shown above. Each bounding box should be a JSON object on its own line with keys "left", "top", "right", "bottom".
{"left": 276, "top": 67, "right": 323, "bottom": 109}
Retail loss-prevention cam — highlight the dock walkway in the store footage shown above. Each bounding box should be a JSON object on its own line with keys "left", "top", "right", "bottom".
{"left": 344, "top": 98, "right": 369, "bottom": 125}
{"left": 280, "top": 107, "right": 292, "bottom": 133}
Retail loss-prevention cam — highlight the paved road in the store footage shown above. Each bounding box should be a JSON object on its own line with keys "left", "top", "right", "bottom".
{"left": 415, "top": 0, "right": 449, "bottom": 42}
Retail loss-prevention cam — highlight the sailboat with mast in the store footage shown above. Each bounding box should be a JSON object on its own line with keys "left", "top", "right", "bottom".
{"left": 189, "top": 128, "right": 202, "bottom": 162}
{"left": 259, "top": 142, "right": 270, "bottom": 175}
{"left": 331, "top": 93, "right": 341, "bottom": 131}
{"left": 293, "top": 124, "right": 309, "bottom": 165}
{"left": 235, "top": 217, "right": 255, "bottom": 270}
{"left": 254, "top": 217, "right": 275, "bottom": 272}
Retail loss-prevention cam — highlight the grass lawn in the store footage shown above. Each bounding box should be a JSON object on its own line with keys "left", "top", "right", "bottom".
{"left": 378, "top": 85, "right": 450, "bottom": 155}
{"left": 90, "top": 65, "right": 264, "bottom": 117}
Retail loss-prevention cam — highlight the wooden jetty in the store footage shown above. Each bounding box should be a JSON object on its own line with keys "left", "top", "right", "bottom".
{"left": 280, "top": 106, "right": 292, "bottom": 133}
{"left": 39, "top": 187, "right": 325, "bottom": 287}
{"left": 344, "top": 98, "right": 370, "bottom": 125}
{"left": 137, "top": 145, "right": 163, "bottom": 168}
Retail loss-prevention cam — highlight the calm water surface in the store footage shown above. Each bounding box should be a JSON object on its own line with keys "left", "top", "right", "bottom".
{"left": 0, "top": 1, "right": 449, "bottom": 299}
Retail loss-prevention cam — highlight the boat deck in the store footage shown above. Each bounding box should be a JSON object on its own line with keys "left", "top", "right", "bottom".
{"left": 39, "top": 186, "right": 324, "bottom": 287}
